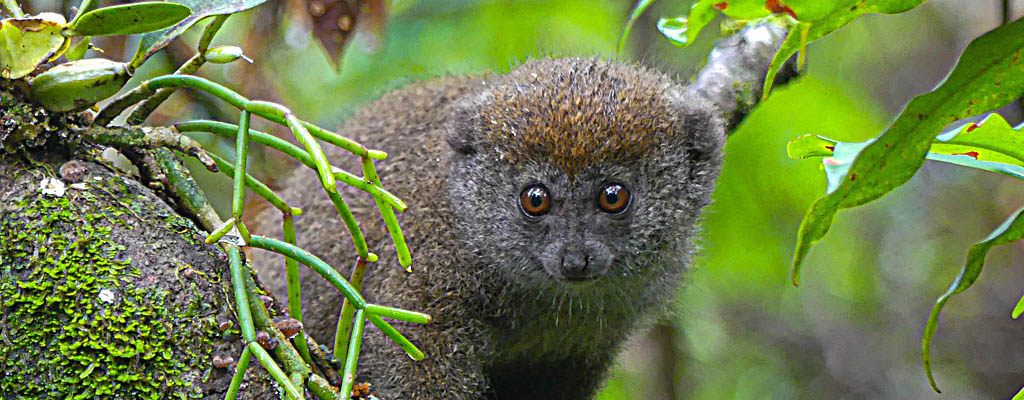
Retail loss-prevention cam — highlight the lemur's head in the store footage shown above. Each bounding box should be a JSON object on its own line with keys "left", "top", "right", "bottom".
{"left": 446, "top": 58, "right": 725, "bottom": 289}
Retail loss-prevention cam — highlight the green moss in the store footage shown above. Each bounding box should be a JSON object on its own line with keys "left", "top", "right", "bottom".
{"left": 0, "top": 177, "right": 224, "bottom": 399}
{"left": 0, "top": 83, "right": 88, "bottom": 154}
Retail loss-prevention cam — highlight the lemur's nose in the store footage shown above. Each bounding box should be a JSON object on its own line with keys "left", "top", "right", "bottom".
{"left": 560, "top": 249, "right": 590, "bottom": 280}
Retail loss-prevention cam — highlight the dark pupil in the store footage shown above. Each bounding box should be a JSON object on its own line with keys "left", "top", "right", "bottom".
{"left": 530, "top": 196, "right": 543, "bottom": 208}
{"left": 605, "top": 191, "right": 619, "bottom": 204}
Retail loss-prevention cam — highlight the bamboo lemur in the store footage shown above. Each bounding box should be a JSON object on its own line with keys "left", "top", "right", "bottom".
{"left": 250, "top": 24, "right": 787, "bottom": 400}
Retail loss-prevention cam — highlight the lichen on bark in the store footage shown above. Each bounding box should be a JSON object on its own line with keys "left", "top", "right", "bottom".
{"left": 0, "top": 84, "right": 279, "bottom": 399}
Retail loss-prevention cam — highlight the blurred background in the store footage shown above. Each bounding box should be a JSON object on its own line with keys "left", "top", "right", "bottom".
{"left": 25, "top": 0, "right": 1024, "bottom": 398}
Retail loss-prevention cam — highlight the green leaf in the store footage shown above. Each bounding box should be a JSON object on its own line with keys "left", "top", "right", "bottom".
{"left": 762, "top": 0, "right": 928, "bottom": 100}
{"left": 130, "top": 0, "right": 270, "bottom": 69}
{"left": 786, "top": 133, "right": 837, "bottom": 159}
{"left": 65, "top": 37, "right": 89, "bottom": 61}
{"left": 29, "top": 58, "right": 131, "bottom": 112}
{"left": 712, "top": 0, "right": 771, "bottom": 20}
{"left": 922, "top": 206, "right": 1024, "bottom": 392}
{"left": 656, "top": 0, "right": 716, "bottom": 48}
{"left": 791, "top": 17, "right": 1024, "bottom": 285}
{"left": 0, "top": 13, "right": 68, "bottom": 79}
{"left": 788, "top": 133, "right": 1024, "bottom": 182}
{"left": 64, "top": 2, "right": 191, "bottom": 37}
{"left": 932, "top": 113, "right": 1024, "bottom": 166}
{"left": 926, "top": 153, "right": 1024, "bottom": 181}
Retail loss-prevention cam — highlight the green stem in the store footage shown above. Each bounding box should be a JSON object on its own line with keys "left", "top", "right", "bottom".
{"left": 306, "top": 374, "right": 340, "bottom": 400}
{"left": 365, "top": 303, "right": 431, "bottom": 324}
{"left": 334, "top": 258, "right": 368, "bottom": 362}
{"left": 362, "top": 156, "right": 411, "bottom": 268}
{"left": 228, "top": 246, "right": 256, "bottom": 342}
{"left": 249, "top": 343, "right": 304, "bottom": 400}
{"left": 83, "top": 125, "right": 218, "bottom": 172}
{"left": 231, "top": 111, "right": 251, "bottom": 219}
{"left": 282, "top": 214, "right": 315, "bottom": 365}
{"left": 176, "top": 121, "right": 407, "bottom": 211}
{"left": 127, "top": 54, "right": 208, "bottom": 125}
{"left": 95, "top": 75, "right": 248, "bottom": 126}
{"left": 240, "top": 265, "right": 315, "bottom": 384}
{"left": 339, "top": 309, "right": 366, "bottom": 399}
{"left": 366, "top": 313, "right": 425, "bottom": 361}
{"left": 96, "top": 74, "right": 380, "bottom": 158}
{"left": 205, "top": 217, "right": 236, "bottom": 245}
{"left": 224, "top": 346, "right": 252, "bottom": 400}
{"left": 152, "top": 148, "right": 221, "bottom": 231}
{"left": 324, "top": 185, "right": 371, "bottom": 259}
{"left": 207, "top": 153, "right": 290, "bottom": 213}
{"left": 248, "top": 235, "right": 367, "bottom": 309}
{"left": 199, "top": 15, "right": 229, "bottom": 53}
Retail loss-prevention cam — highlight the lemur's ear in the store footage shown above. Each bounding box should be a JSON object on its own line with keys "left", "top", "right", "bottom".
{"left": 445, "top": 93, "right": 488, "bottom": 156}
{"left": 445, "top": 122, "right": 477, "bottom": 156}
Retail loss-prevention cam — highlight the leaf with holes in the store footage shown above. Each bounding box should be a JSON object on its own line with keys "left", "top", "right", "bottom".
{"left": 791, "top": 17, "right": 1024, "bottom": 285}
{"left": 0, "top": 13, "right": 68, "bottom": 79}
{"left": 922, "top": 206, "right": 1024, "bottom": 392}
{"left": 64, "top": 2, "right": 191, "bottom": 37}
{"left": 130, "top": 0, "right": 270, "bottom": 69}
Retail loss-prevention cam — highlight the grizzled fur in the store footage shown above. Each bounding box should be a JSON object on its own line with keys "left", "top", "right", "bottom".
{"left": 249, "top": 58, "right": 725, "bottom": 400}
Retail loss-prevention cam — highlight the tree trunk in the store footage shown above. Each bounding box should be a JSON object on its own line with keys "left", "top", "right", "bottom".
{"left": 0, "top": 85, "right": 278, "bottom": 399}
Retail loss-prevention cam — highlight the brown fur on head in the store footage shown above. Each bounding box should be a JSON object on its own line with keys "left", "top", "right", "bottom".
{"left": 450, "top": 58, "right": 688, "bottom": 177}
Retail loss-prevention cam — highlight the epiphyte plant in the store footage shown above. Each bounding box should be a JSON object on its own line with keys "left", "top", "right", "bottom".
{"left": 622, "top": 0, "right": 1024, "bottom": 396}
{"left": 0, "top": 0, "right": 428, "bottom": 398}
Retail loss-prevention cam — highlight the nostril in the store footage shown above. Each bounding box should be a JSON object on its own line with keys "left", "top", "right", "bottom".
{"left": 560, "top": 252, "right": 589, "bottom": 277}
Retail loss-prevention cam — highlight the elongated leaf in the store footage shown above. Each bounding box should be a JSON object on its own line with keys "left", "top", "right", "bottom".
{"left": 933, "top": 113, "right": 1024, "bottom": 165}
{"left": 790, "top": 114, "right": 1024, "bottom": 171}
{"left": 789, "top": 133, "right": 1024, "bottom": 182}
{"left": 708, "top": 0, "right": 771, "bottom": 20}
{"left": 922, "top": 206, "right": 1024, "bottom": 392}
{"left": 130, "top": 0, "right": 270, "bottom": 68}
{"left": 791, "top": 18, "right": 1024, "bottom": 285}
{"left": 821, "top": 140, "right": 872, "bottom": 193}
{"left": 709, "top": 0, "right": 851, "bottom": 20}
{"left": 926, "top": 153, "right": 1024, "bottom": 181}
{"left": 64, "top": 2, "right": 191, "bottom": 36}
{"left": 762, "top": 0, "right": 928, "bottom": 100}
{"left": 0, "top": 13, "right": 67, "bottom": 79}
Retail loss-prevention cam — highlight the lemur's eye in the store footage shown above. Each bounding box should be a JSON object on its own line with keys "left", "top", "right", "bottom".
{"left": 520, "top": 184, "right": 551, "bottom": 217}
{"left": 597, "top": 183, "right": 630, "bottom": 214}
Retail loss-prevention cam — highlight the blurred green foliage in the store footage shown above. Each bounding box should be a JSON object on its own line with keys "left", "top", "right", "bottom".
{"left": 138, "top": 0, "right": 1024, "bottom": 398}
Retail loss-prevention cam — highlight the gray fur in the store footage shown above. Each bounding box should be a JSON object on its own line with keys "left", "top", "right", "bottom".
{"left": 249, "top": 58, "right": 725, "bottom": 399}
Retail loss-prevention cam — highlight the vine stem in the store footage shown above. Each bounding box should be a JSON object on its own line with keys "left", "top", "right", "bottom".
{"left": 334, "top": 258, "right": 368, "bottom": 362}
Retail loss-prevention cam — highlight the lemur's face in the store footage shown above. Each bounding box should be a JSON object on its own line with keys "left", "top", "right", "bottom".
{"left": 446, "top": 58, "right": 725, "bottom": 288}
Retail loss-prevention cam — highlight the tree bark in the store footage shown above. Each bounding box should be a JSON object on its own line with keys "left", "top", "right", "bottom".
{"left": 0, "top": 85, "right": 279, "bottom": 399}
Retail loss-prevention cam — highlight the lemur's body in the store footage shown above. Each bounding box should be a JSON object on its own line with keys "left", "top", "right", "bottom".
{"left": 251, "top": 58, "right": 726, "bottom": 399}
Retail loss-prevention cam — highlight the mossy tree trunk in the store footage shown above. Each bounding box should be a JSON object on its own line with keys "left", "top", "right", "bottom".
{"left": 0, "top": 85, "right": 281, "bottom": 399}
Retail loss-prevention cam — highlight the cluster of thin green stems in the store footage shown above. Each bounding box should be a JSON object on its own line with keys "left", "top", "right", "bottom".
{"left": 89, "top": 16, "right": 428, "bottom": 400}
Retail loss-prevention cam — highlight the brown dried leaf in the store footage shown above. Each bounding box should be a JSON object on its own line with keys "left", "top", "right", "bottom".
{"left": 304, "top": 0, "right": 386, "bottom": 71}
